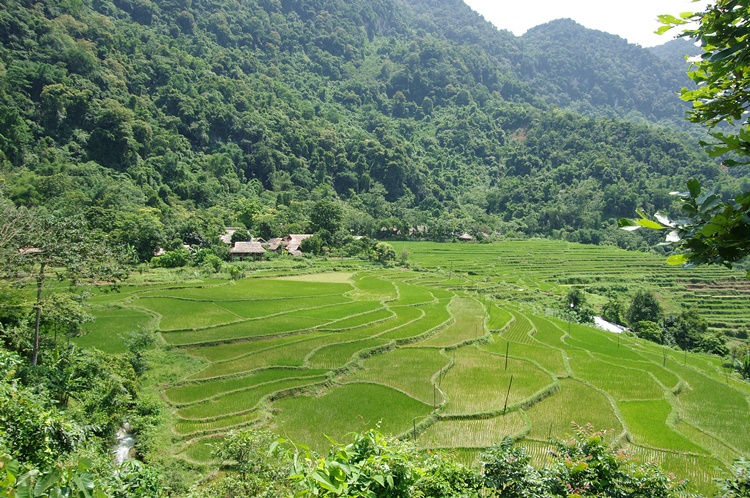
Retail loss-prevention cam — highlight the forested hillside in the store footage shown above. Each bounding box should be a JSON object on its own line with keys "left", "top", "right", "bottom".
{"left": 0, "top": 0, "right": 742, "bottom": 252}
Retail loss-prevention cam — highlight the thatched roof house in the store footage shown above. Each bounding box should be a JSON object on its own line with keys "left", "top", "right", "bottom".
{"left": 229, "top": 241, "right": 266, "bottom": 260}
{"left": 284, "top": 234, "right": 312, "bottom": 256}
{"left": 458, "top": 232, "right": 473, "bottom": 241}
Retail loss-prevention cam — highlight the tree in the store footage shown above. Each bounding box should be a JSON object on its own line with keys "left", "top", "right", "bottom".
{"left": 2, "top": 212, "right": 128, "bottom": 366}
{"left": 112, "top": 208, "right": 165, "bottom": 262}
{"left": 626, "top": 291, "right": 662, "bottom": 331}
{"left": 620, "top": 3, "right": 750, "bottom": 271}
{"left": 565, "top": 289, "right": 594, "bottom": 324}
{"left": 601, "top": 297, "right": 626, "bottom": 326}
{"left": 374, "top": 242, "right": 396, "bottom": 265}
{"left": 310, "top": 199, "right": 344, "bottom": 235}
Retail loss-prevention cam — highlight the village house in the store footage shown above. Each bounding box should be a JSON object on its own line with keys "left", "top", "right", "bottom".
{"left": 229, "top": 241, "right": 266, "bottom": 260}
{"left": 284, "top": 234, "right": 312, "bottom": 256}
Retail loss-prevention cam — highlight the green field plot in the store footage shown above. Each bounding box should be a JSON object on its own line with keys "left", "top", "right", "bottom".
{"left": 419, "top": 412, "right": 527, "bottom": 448}
{"left": 270, "top": 382, "right": 432, "bottom": 452}
{"left": 176, "top": 376, "right": 327, "bottom": 420}
{"left": 218, "top": 295, "right": 351, "bottom": 320}
{"left": 165, "top": 368, "right": 328, "bottom": 404}
{"left": 140, "top": 242, "right": 750, "bottom": 491}
{"left": 391, "top": 282, "right": 436, "bottom": 306}
{"left": 178, "top": 438, "right": 219, "bottom": 463}
{"left": 188, "top": 333, "right": 361, "bottom": 380}
{"left": 348, "top": 348, "right": 449, "bottom": 403}
{"left": 567, "top": 351, "right": 664, "bottom": 401}
{"left": 524, "top": 378, "right": 622, "bottom": 441}
{"left": 379, "top": 301, "right": 450, "bottom": 341}
{"left": 486, "top": 305, "right": 513, "bottom": 332}
{"left": 441, "top": 347, "right": 556, "bottom": 416}
{"left": 74, "top": 307, "right": 153, "bottom": 353}
{"left": 415, "top": 297, "right": 485, "bottom": 347}
{"left": 481, "top": 338, "right": 567, "bottom": 378}
{"left": 320, "top": 307, "right": 394, "bottom": 330}
{"left": 349, "top": 274, "right": 398, "bottom": 302}
{"left": 173, "top": 411, "right": 261, "bottom": 436}
{"left": 289, "top": 300, "right": 383, "bottom": 322}
{"left": 162, "top": 314, "right": 331, "bottom": 346}
{"left": 527, "top": 315, "right": 565, "bottom": 347}
{"left": 667, "top": 362, "right": 750, "bottom": 454}
{"left": 629, "top": 446, "right": 726, "bottom": 497}
{"left": 501, "top": 311, "right": 533, "bottom": 344}
{"left": 619, "top": 399, "right": 706, "bottom": 453}
{"left": 592, "top": 354, "right": 680, "bottom": 391}
{"left": 141, "top": 279, "right": 352, "bottom": 301}
{"left": 307, "top": 338, "right": 392, "bottom": 370}
{"left": 564, "top": 323, "right": 646, "bottom": 362}
{"left": 136, "top": 298, "right": 241, "bottom": 330}
{"left": 183, "top": 333, "right": 326, "bottom": 363}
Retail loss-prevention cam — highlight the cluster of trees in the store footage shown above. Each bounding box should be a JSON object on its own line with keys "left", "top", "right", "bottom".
{"left": 603, "top": 290, "right": 727, "bottom": 355}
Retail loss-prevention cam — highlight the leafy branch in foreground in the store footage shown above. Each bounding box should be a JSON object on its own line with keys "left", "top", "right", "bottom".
{"left": 627, "top": 2, "right": 750, "bottom": 272}
{"left": 618, "top": 178, "right": 750, "bottom": 275}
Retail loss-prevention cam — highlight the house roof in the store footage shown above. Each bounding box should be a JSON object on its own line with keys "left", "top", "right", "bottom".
{"left": 265, "top": 237, "right": 283, "bottom": 250}
{"left": 230, "top": 241, "right": 266, "bottom": 254}
{"left": 285, "top": 234, "right": 312, "bottom": 252}
{"left": 458, "top": 232, "right": 473, "bottom": 241}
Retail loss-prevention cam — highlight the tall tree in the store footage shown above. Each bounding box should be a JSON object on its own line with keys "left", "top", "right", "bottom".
{"left": 1, "top": 211, "right": 129, "bottom": 366}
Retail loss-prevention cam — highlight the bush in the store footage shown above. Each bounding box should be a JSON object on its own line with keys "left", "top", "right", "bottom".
{"left": 151, "top": 249, "right": 191, "bottom": 268}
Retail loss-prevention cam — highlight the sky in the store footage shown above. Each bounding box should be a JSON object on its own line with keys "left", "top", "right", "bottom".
{"left": 463, "top": 0, "right": 710, "bottom": 47}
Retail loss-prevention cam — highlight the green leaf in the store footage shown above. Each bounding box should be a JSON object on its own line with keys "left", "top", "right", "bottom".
{"left": 636, "top": 218, "right": 665, "bottom": 230}
{"left": 657, "top": 14, "right": 687, "bottom": 25}
{"left": 687, "top": 179, "right": 701, "bottom": 198}
{"left": 617, "top": 218, "right": 638, "bottom": 229}
{"left": 666, "top": 254, "right": 689, "bottom": 265}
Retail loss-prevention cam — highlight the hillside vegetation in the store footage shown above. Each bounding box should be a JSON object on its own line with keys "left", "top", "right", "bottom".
{"left": 1, "top": 0, "right": 743, "bottom": 248}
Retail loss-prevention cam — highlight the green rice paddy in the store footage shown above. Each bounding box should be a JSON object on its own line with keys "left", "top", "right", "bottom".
{"left": 78, "top": 240, "right": 750, "bottom": 494}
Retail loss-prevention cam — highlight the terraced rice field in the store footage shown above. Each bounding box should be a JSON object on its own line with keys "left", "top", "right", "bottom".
{"left": 78, "top": 240, "right": 750, "bottom": 494}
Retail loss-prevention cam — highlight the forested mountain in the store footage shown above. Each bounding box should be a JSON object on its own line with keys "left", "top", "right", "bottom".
{"left": 518, "top": 19, "right": 694, "bottom": 127}
{"left": 0, "top": 0, "right": 741, "bottom": 254}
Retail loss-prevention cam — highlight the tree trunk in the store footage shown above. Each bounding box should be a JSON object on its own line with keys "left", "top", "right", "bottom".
{"left": 31, "top": 262, "right": 46, "bottom": 367}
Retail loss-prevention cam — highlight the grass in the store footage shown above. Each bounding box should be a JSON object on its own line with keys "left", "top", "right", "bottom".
{"left": 165, "top": 368, "right": 328, "bottom": 404}
{"left": 173, "top": 411, "right": 261, "bottom": 436}
{"left": 270, "top": 382, "right": 432, "bottom": 452}
{"left": 415, "top": 297, "right": 485, "bottom": 347}
{"left": 115, "top": 240, "right": 750, "bottom": 494}
{"left": 441, "top": 347, "right": 556, "bottom": 416}
{"left": 141, "top": 279, "right": 353, "bottom": 301}
{"left": 161, "top": 314, "right": 332, "bottom": 346}
{"left": 176, "top": 376, "right": 328, "bottom": 420}
{"left": 307, "top": 338, "right": 392, "bottom": 370}
{"left": 419, "top": 413, "right": 527, "bottom": 448}
{"left": 619, "top": 399, "right": 707, "bottom": 453}
{"left": 379, "top": 301, "right": 450, "bottom": 340}
{"left": 187, "top": 333, "right": 362, "bottom": 380}
{"left": 74, "top": 307, "right": 153, "bottom": 353}
{"left": 480, "top": 338, "right": 568, "bottom": 378}
{"left": 348, "top": 348, "right": 449, "bottom": 404}
{"left": 524, "top": 378, "right": 622, "bottom": 441}
{"left": 137, "top": 298, "right": 241, "bottom": 330}
{"left": 567, "top": 351, "right": 665, "bottom": 401}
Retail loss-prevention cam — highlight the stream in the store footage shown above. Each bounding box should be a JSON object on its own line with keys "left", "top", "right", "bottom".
{"left": 114, "top": 423, "right": 135, "bottom": 465}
